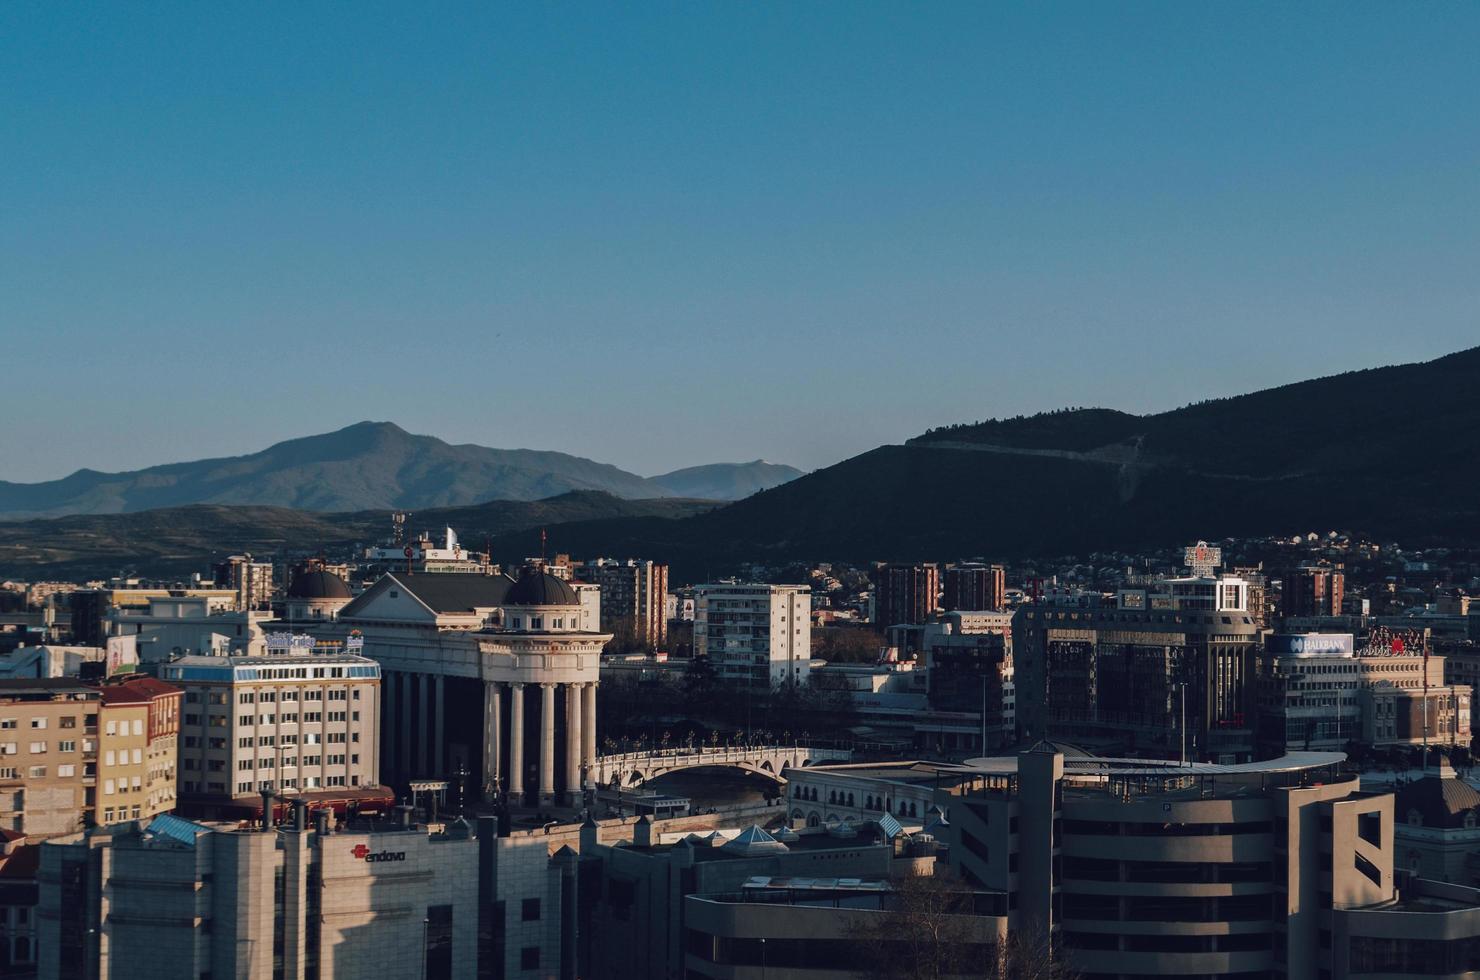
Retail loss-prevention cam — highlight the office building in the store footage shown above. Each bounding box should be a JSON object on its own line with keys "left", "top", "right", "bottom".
{"left": 68, "top": 586, "right": 239, "bottom": 647}
{"left": 36, "top": 810, "right": 573, "bottom": 980}
{"left": 580, "top": 558, "right": 669, "bottom": 650}
{"left": 943, "top": 562, "right": 1005, "bottom": 612}
{"left": 872, "top": 563, "right": 939, "bottom": 629}
{"left": 577, "top": 815, "right": 937, "bottom": 979}
{"left": 105, "top": 593, "right": 274, "bottom": 661}
{"left": 694, "top": 583, "right": 811, "bottom": 689}
{"left": 156, "top": 650, "right": 382, "bottom": 818}
{"left": 1013, "top": 572, "right": 1260, "bottom": 761}
{"left": 942, "top": 746, "right": 1395, "bottom": 978}
{"left": 1257, "top": 633, "right": 1471, "bottom": 755}
{"left": 919, "top": 611, "right": 1015, "bottom": 753}
{"left": 1284, "top": 562, "right": 1346, "bottom": 619}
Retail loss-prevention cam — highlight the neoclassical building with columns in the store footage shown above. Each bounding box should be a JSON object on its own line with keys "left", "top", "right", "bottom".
{"left": 332, "top": 567, "right": 611, "bottom": 807}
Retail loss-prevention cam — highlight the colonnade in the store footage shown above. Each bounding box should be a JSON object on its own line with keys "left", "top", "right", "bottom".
{"left": 482, "top": 679, "right": 598, "bottom": 806}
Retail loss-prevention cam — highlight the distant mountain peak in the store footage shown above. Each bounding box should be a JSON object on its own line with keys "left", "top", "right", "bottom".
{"left": 650, "top": 460, "right": 803, "bottom": 501}
{"left": 0, "top": 425, "right": 678, "bottom": 520}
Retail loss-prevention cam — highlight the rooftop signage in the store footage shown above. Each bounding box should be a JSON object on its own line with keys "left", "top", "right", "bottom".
{"left": 1268, "top": 633, "right": 1354, "bottom": 657}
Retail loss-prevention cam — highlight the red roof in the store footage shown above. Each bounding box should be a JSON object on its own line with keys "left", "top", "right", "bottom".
{"left": 97, "top": 676, "right": 182, "bottom": 704}
{"left": 0, "top": 842, "right": 40, "bottom": 880}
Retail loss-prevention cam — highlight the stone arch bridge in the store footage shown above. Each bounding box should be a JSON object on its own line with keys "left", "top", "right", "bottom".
{"left": 591, "top": 744, "right": 851, "bottom": 790}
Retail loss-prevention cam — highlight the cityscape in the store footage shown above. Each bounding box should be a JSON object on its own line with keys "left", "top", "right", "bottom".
{"left": 4, "top": 5, "right": 1480, "bottom": 980}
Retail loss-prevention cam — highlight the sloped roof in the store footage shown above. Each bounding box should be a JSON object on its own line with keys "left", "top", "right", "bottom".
{"left": 342, "top": 572, "right": 515, "bottom": 618}
{"left": 1396, "top": 775, "right": 1480, "bottom": 828}
{"left": 145, "top": 813, "right": 214, "bottom": 848}
{"left": 98, "top": 677, "right": 181, "bottom": 704}
{"left": 721, "top": 825, "right": 788, "bottom": 857}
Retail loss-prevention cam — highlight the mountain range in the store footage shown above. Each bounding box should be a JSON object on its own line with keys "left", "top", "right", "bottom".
{"left": 0, "top": 422, "right": 802, "bottom": 519}
{"left": 487, "top": 346, "right": 1480, "bottom": 576}
{"left": 3, "top": 346, "right": 1478, "bottom": 580}
{"left": 0, "top": 491, "right": 716, "bottom": 581}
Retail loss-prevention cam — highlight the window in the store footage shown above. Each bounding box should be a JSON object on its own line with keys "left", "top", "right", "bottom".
{"left": 60, "top": 716, "right": 76, "bottom": 729}
{"left": 105, "top": 779, "right": 115, "bottom": 794}
{"left": 59, "top": 740, "right": 76, "bottom": 753}
{"left": 522, "top": 898, "right": 541, "bottom": 921}
{"left": 29, "top": 742, "right": 46, "bottom": 754}
{"left": 133, "top": 719, "right": 144, "bottom": 735}
{"left": 520, "top": 947, "right": 540, "bottom": 971}
{"left": 105, "top": 751, "right": 116, "bottom": 766}
{"left": 0, "top": 719, "right": 13, "bottom": 730}
{"left": 28, "top": 766, "right": 45, "bottom": 778}
{"left": 105, "top": 720, "right": 117, "bottom": 735}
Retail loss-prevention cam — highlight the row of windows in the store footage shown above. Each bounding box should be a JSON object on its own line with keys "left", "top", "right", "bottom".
{"left": 0, "top": 740, "right": 81, "bottom": 755}
{"left": 233, "top": 775, "right": 355, "bottom": 793}
{"left": 235, "top": 753, "right": 355, "bottom": 770}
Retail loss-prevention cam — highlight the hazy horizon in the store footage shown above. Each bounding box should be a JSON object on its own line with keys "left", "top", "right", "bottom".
{"left": 3, "top": 3, "right": 1478, "bottom": 482}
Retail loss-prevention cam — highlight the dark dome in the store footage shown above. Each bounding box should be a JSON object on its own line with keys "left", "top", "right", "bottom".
{"left": 505, "top": 570, "right": 579, "bottom": 607}
{"left": 287, "top": 569, "right": 352, "bottom": 600}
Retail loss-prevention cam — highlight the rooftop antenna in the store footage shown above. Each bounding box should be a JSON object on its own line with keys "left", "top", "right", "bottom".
{"left": 541, "top": 527, "right": 547, "bottom": 562}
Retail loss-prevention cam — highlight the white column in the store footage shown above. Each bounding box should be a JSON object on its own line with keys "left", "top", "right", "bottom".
{"left": 583, "top": 682, "right": 598, "bottom": 766}
{"left": 382, "top": 669, "right": 396, "bottom": 779}
{"left": 417, "top": 673, "right": 430, "bottom": 775}
{"left": 508, "top": 684, "right": 525, "bottom": 801}
{"left": 483, "top": 682, "right": 501, "bottom": 800}
{"left": 540, "top": 683, "right": 557, "bottom": 804}
{"left": 398, "top": 672, "right": 412, "bottom": 781}
{"left": 565, "top": 684, "right": 582, "bottom": 804}
{"left": 434, "top": 675, "right": 445, "bottom": 774}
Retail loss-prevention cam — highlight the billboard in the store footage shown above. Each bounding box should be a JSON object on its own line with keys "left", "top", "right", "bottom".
{"left": 1268, "top": 633, "right": 1354, "bottom": 657}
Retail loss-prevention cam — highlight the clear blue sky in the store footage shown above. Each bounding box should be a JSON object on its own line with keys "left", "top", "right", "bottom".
{"left": 2, "top": 2, "right": 1477, "bottom": 483}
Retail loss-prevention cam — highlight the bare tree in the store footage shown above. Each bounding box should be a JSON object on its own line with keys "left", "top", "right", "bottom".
{"left": 846, "top": 874, "right": 989, "bottom": 980}
{"left": 997, "top": 920, "right": 1079, "bottom": 980}
{"left": 847, "top": 875, "right": 1079, "bottom": 980}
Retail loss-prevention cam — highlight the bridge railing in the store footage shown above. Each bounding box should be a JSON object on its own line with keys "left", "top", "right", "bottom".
{"left": 597, "top": 743, "right": 836, "bottom": 766}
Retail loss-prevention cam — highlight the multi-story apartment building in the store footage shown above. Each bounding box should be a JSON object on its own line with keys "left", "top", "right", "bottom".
{"left": 1256, "top": 633, "right": 1470, "bottom": 756}
{"left": 156, "top": 652, "right": 381, "bottom": 817}
{"left": 96, "top": 676, "right": 181, "bottom": 826}
{"left": 1013, "top": 573, "right": 1260, "bottom": 761}
{"left": 942, "top": 562, "right": 1006, "bottom": 612}
{"left": 872, "top": 562, "right": 939, "bottom": 629}
{"left": 213, "top": 553, "right": 275, "bottom": 611}
{"left": 581, "top": 558, "right": 670, "bottom": 650}
{"left": 0, "top": 680, "right": 100, "bottom": 837}
{"left": 1284, "top": 562, "right": 1345, "bottom": 619}
{"left": 694, "top": 583, "right": 811, "bottom": 688}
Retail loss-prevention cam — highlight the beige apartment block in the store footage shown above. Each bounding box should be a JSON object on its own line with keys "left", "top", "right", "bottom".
{"left": 0, "top": 680, "right": 101, "bottom": 837}
{"left": 97, "top": 676, "right": 181, "bottom": 826}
